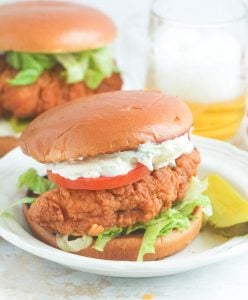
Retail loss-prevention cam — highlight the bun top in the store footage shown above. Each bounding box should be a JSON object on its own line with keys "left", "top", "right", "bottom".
{"left": 20, "top": 91, "right": 193, "bottom": 163}
{"left": 0, "top": 1, "right": 116, "bottom": 53}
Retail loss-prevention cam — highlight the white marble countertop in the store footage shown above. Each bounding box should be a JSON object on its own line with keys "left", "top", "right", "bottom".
{"left": 1, "top": 237, "right": 248, "bottom": 300}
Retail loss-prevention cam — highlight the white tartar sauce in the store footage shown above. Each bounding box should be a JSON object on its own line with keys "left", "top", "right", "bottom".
{"left": 46, "top": 132, "right": 194, "bottom": 180}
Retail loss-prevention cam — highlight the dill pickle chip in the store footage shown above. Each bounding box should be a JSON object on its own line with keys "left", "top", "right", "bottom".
{"left": 208, "top": 223, "right": 248, "bottom": 238}
{"left": 205, "top": 175, "right": 248, "bottom": 228}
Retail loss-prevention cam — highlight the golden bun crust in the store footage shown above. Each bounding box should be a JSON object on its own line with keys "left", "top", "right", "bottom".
{"left": 0, "top": 1, "right": 116, "bottom": 53}
{"left": 20, "top": 91, "right": 193, "bottom": 163}
{"left": 23, "top": 205, "right": 202, "bottom": 261}
{"left": 0, "top": 136, "right": 19, "bottom": 157}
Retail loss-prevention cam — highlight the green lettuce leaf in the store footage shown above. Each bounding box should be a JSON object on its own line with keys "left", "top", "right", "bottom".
{"left": 7, "top": 52, "right": 56, "bottom": 86}
{"left": 54, "top": 53, "right": 89, "bottom": 84}
{"left": 6, "top": 47, "right": 118, "bottom": 88}
{"left": 30, "top": 54, "right": 57, "bottom": 70}
{"left": 84, "top": 69, "right": 105, "bottom": 89}
{"left": 184, "top": 177, "right": 208, "bottom": 202}
{"left": 19, "top": 53, "right": 43, "bottom": 71}
{"left": 93, "top": 227, "right": 123, "bottom": 251}
{"left": 137, "top": 222, "right": 166, "bottom": 261}
{"left": 18, "top": 168, "right": 56, "bottom": 195}
{"left": 175, "top": 177, "right": 212, "bottom": 217}
{"left": 0, "top": 197, "right": 35, "bottom": 218}
{"left": 0, "top": 211, "right": 15, "bottom": 219}
{"left": 91, "top": 47, "right": 115, "bottom": 77}
{"left": 1, "top": 169, "right": 56, "bottom": 219}
{"left": 137, "top": 209, "right": 190, "bottom": 261}
{"left": 8, "top": 69, "right": 42, "bottom": 85}
{"left": 6, "top": 52, "right": 22, "bottom": 69}
{"left": 10, "top": 117, "right": 30, "bottom": 133}
{"left": 55, "top": 48, "right": 116, "bottom": 88}
{"left": 178, "top": 194, "right": 212, "bottom": 218}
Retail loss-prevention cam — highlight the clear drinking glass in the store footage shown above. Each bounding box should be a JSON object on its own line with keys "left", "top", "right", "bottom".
{"left": 146, "top": 0, "right": 248, "bottom": 141}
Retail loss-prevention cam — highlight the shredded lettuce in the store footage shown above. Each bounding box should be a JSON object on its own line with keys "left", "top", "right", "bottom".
{"left": 0, "top": 211, "right": 15, "bottom": 219}
{"left": 178, "top": 194, "right": 212, "bottom": 218}
{"left": 7, "top": 52, "right": 56, "bottom": 85}
{"left": 55, "top": 48, "right": 117, "bottom": 88}
{"left": 0, "top": 197, "right": 35, "bottom": 218}
{"left": 8, "top": 69, "right": 41, "bottom": 85}
{"left": 93, "top": 227, "right": 123, "bottom": 251}
{"left": 10, "top": 117, "right": 30, "bottom": 133}
{"left": 174, "top": 177, "right": 212, "bottom": 217}
{"left": 134, "top": 177, "right": 211, "bottom": 261}
{"left": 6, "top": 51, "right": 21, "bottom": 69}
{"left": 54, "top": 52, "right": 89, "bottom": 84}
{"left": 84, "top": 69, "right": 105, "bottom": 89}
{"left": 56, "top": 234, "right": 93, "bottom": 252}
{"left": 135, "top": 210, "right": 190, "bottom": 261}
{"left": 90, "top": 47, "right": 115, "bottom": 77}
{"left": 18, "top": 168, "right": 56, "bottom": 195}
{"left": 1, "top": 169, "right": 56, "bottom": 219}
{"left": 6, "top": 47, "right": 118, "bottom": 88}
{"left": 183, "top": 177, "right": 208, "bottom": 203}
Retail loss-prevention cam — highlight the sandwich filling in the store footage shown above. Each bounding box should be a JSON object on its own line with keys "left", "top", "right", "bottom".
{"left": 17, "top": 133, "right": 212, "bottom": 261}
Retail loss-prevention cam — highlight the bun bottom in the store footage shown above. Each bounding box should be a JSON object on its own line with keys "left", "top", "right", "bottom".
{"left": 23, "top": 205, "right": 202, "bottom": 261}
{"left": 0, "top": 137, "right": 19, "bottom": 156}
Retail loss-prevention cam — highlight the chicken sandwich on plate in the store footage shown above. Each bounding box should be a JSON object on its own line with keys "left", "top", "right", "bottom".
{"left": 19, "top": 90, "right": 211, "bottom": 261}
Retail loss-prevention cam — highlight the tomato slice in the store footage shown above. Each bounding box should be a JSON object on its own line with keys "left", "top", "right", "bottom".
{"left": 47, "top": 163, "right": 150, "bottom": 190}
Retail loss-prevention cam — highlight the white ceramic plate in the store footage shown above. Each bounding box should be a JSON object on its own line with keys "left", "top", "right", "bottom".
{"left": 0, "top": 136, "right": 248, "bottom": 278}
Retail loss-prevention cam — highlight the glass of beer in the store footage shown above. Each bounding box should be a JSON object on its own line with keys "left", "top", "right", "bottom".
{"left": 147, "top": 0, "right": 247, "bottom": 141}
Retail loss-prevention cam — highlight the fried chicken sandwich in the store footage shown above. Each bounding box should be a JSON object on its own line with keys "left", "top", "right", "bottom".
{"left": 0, "top": 1, "right": 122, "bottom": 155}
{"left": 19, "top": 90, "right": 211, "bottom": 261}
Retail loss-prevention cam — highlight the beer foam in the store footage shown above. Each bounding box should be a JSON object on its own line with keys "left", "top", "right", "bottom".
{"left": 151, "top": 27, "right": 243, "bottom": 103}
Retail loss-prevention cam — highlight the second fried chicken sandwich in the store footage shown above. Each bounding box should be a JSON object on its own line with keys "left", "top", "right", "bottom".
{"left": 0, "top": 1, "right": 122, "bottom": 155}
{"left": 19, "top": 90, "right": 211, "bottom": 261}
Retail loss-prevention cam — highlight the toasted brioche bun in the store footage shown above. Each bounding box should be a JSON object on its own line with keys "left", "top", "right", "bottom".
{"left": 0, "top": 1, "right": 116, "bottom": 53}
{"left": 20, "top": 91, "right": 193, "bottom": 163}
{"left": 0, "top": 137, "right": 19, "bottom": 157}
{"left": 23, "top": 205, "right": 202, "bottom": 261}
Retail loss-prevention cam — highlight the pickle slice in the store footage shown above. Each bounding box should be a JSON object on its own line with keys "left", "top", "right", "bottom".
{"left": 205, "top": 175, "right": 248, "bottom": 228}
{"left": 207, "top": 223, "right": 248, "bottom": 238}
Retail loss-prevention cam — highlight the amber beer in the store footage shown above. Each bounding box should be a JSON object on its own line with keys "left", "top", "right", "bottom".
{"left": 186, "top": 95, "right": 246, "bottom": 140}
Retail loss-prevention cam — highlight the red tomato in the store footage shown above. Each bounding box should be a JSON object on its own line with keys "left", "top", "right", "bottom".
{"left": 47, "top": 163, "right": 150, "bottom": 190}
